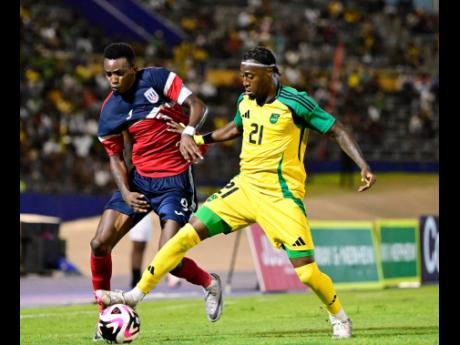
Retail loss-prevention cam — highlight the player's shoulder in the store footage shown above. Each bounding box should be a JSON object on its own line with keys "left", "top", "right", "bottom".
{"left": 279, "top": 85, "right": 310, "bottom": 98}
{"left": 97, "top": 103, "right": 119, "bottom": 136}
{"left": 138, "top": 66, "right": 176, "bottom": 89}
{"left": 140, "top": 66, "right": 171, "bottom": 78}
{"left": 278, "top": 85, "right": 316, "bottom": 109}
{"left": 100, "top": 91, "right": 116, "bottom": 114}
{"left": 236, "top": 92, "right": 246, "bottom": 104}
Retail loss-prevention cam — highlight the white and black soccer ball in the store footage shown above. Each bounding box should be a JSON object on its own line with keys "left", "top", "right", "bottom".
{"left": 98, "top": 304, "right": 141, "bottom": 344}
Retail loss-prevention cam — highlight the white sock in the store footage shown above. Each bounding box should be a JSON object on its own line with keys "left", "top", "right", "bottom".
{"left": 330, "top": 308, "right": 348, "bottom": 321}
{"left": 127, "top": 287, "right": 146, "bottom": 303}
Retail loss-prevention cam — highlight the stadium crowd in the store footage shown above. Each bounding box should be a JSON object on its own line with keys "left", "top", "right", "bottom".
{"left": 20, "top": 0, "right": 438, "bottom": 195}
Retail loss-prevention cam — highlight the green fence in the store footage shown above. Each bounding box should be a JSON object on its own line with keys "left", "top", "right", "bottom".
{"left": 375, "top": 219, "right": 421, "bottom": 286}
{"left": 310, "top": 221, "right": 384, "bottom": 290}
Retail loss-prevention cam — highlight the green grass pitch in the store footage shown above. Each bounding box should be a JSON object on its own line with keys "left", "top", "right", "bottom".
{"left": 20, "top": 285, "right": 438, "bottom": 345}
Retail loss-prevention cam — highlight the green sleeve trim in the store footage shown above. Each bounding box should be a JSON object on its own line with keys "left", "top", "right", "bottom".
{"left": 233, "top": 93, "right": 245, "bottom": 129}
{"left": 277, "top": 154, "right": 306, "bottom": 214}
{"left": 195, "top": 206, "right": 232, "bottom": 237}
{"left": 285, "top": 247, "right": 315, "bottom": 259}
{"left": 234, "top": 115, "right": 242, "bottom": 129}
{"left": 309, "top": 105, "right": 336, "bottom": 134}
{"left": 278, "top": 87, "right": 336, "bottom": 133}
{"left": 280, "top": 87, "right": 317, "bottom": 111}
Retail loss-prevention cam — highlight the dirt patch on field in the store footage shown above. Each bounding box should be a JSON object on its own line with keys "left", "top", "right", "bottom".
{"left": 307, "top": 184, "right": 439, "bottom": 220}
{"left": 59, "top": 182, "right": 438, "bottom": 277}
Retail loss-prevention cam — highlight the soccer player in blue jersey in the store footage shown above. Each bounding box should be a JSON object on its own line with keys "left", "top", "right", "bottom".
{"left": 91, "top": 43, "right": 222, "bottom": 340}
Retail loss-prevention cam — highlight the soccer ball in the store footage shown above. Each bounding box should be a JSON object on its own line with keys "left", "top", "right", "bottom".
{"left": 98, "top": 304, "right": 141, "bottom": 344}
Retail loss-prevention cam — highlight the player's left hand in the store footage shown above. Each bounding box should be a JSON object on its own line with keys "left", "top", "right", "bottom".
{"left": 180, "top": 134, "right": 203, "bottom": 163}
{"left": 166, "top": 120, "right": 185, "bottom": 134}
{"left": 358, "top": 168, "right": 376, "bottom": 192}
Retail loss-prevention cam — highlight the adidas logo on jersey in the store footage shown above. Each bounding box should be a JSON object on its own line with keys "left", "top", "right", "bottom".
{"left": 242, "top": 110, "right": 250, "bottom": 119}
{"left": 292, "top": 237, "right": 306, "bottom": 247}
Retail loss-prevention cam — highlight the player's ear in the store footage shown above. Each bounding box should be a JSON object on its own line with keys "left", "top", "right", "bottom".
{"left": 265, "top": 68, "right": 273, "bottom": 78}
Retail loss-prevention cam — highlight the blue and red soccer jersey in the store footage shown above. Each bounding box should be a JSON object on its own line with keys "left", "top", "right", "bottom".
{"left": 97, "top": 67, "right": 192, "bottom": 178}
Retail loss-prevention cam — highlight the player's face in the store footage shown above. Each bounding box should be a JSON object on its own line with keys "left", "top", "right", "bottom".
{"left": 104, "top": 58, "right": 137, "bottom": 94}
{"left": 240, "top": 64, "right": 271, "bottom": 100}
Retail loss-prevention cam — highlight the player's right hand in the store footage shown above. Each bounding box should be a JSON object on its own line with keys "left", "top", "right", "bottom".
{"left": 358, "top": 168, "right": 376, "bottom": 192}
{"left": 123, "top": 192, "right": 149, "bottom": 213}
{"left": 180, "top": 134, "right": 203, "bottom": 163}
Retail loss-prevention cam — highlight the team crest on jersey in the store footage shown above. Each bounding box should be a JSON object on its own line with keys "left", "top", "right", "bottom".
{"left": 144, "top": 87, "right": 159, "bottom": 103}
{"left": 270, "top": 113, "right": 280, "bottom": 124}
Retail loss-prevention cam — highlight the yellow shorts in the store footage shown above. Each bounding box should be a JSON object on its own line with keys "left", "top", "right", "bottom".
{"left": 195, "top": 175, "right": 315, "bottom": 258}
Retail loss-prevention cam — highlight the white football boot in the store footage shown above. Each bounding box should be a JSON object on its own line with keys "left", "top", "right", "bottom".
{"left": 96, "top": 289, "right": 138, "bottom": 309}
{"left": 203, "top": 273, "right": 223, "bottom": 322}
{"left": 92, "top": 291, "right": 104, "bottom": 341}
{"left": 330, "top": 316, "right": 353, "bottom": 339}
{"left": 92, "top": 323, "right": 103, "bottom": 342}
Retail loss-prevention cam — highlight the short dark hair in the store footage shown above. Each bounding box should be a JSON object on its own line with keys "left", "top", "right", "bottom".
{"left": 104, "top": 42, "right": 135, "bottom": 66}
{"left": 242, "top": 46, "right": 280, "bottom": 74}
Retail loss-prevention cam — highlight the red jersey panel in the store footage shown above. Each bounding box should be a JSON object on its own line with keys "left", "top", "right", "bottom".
{"left": 97, "top": 67, "right": 194, "bottom": 177}
{"left": 128, "top": 118, "right": 187, "bottom": 177}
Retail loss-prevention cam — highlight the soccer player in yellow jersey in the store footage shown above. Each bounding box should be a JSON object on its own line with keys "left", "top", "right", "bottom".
{"left": 98, "top": 46, "right": 376, "bottom": 339}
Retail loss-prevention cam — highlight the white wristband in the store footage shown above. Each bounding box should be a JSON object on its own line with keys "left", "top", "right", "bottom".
{"left": 182, "top": 125, "right": 196, "bottom": 136}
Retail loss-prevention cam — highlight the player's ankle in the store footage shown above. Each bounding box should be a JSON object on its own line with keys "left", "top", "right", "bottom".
{"left": 126, "top": 287, "right": 146, "bottom": 304}
{"left": 203, "top": 273, "right": 214, "bottom": 289}
{"left": 330, "top": 308, "right": 348, "bottom": 322}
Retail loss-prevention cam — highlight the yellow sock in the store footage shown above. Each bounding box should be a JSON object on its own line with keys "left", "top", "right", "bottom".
{"left": 295, "top": 262, "right": 342, "bottom": 315}
{"left": 136, "top": 224, "right": 201, "bottom": 294}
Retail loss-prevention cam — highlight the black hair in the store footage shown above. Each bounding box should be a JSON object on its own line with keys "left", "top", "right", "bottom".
{"left": 242, "top": 46, "right": 280, "bottom": 74}
{"left": 104, "top": 42, "right": 136, "bottom": 66}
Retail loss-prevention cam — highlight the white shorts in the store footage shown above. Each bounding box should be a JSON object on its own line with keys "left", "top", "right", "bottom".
{"left": 128, "top": 212, "right": 154, "bottom": 242}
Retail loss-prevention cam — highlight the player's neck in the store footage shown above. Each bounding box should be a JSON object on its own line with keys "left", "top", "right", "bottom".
{"left": 257, "top": 81, "right": 279, "bottom": 106}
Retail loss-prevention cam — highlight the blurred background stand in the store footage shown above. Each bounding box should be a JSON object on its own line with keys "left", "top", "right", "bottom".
{"left": 20, "top": 214, "right": 80, "bottom": 276}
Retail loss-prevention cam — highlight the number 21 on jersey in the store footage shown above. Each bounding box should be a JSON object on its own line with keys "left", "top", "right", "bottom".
{"left": 249, "top": 123, "right": 264, "bottom": 145}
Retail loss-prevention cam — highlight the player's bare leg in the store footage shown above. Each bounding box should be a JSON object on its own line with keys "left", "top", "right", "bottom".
{"left": 90, "top": 210, "right": 134, "bottom": 340}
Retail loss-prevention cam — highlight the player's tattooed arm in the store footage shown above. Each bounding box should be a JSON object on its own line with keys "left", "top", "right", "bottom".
{"left": 327, "top": 120, "right": 376, "bottom": 192}
{"left": 109, "top": 153, "right": 149, "bottom": 212}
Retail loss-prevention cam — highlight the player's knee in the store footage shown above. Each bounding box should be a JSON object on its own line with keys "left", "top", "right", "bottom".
{"left": 174, "top": 224, "right": 201, "bottom": 252}
{"left": 295, "top": 262, "right": 321, "bottom": 286}
{"left": 90, "top": 238, "right": 111, "bottom": 256}
{"left": 169, "top": 261, "right": 183, "bottom": 275}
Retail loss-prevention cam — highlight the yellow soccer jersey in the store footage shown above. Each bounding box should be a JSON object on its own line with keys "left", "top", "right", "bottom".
{"left": 233, "top": 85, "right": 336, "bottom": 202}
